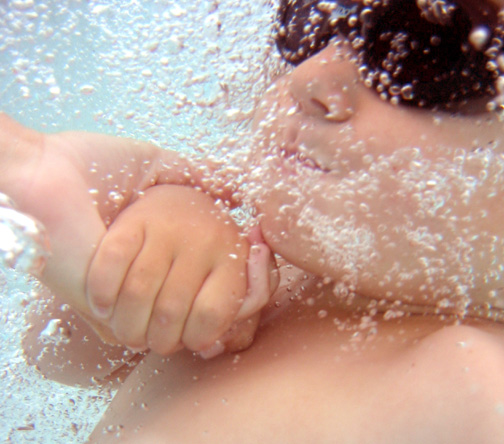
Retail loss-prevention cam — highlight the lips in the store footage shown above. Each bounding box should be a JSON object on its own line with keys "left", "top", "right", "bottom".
{"left": 278, "top": 122, "right": 332, "bottom": 173}
{"left": 280, "top": 144, "right": 329, "bottom": 172}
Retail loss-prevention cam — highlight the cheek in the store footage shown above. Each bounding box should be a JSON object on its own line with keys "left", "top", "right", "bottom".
{"left": 250, "top": 174, "right": 323, "bottom": 273}
{"left": 253, "top": 174, "right": 381, "bottom": 279}
{"left": 253, "top": 183, "right": 299, "bottom": 253}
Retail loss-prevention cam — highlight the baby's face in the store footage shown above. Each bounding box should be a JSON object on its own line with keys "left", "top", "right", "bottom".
{"left": 249, "top": 0, "right": 504, "bottom": 312}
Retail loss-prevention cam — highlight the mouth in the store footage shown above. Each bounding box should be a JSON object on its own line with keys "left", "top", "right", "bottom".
{"left": 278, "top": 123, "right": 333, "bottom": 173}
{"left": 279, "top": 146, "right": 330, "bottom": 173}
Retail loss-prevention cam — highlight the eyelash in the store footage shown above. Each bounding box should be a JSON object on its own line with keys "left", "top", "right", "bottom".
{"left": 275, "top": 0, "right": 504, "bottom": 111}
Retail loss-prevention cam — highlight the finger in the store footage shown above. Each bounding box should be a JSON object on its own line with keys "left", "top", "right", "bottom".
{"left": 182, "top": 261, "right": 247, "bottom": 352}
{"left": 246, "top": 224, "right": 265, "bottom": 244}
{"left": 86, "top": 226, "right": 144, "bottom": 319}
{"left": 235, "top": 225, "right": 279, "bottom": 320}
{"left": 146, "top": 254, "right": 212, "bottom": 356}
{"left": 199, "top": 313, "right": 261, "bottom": 359}
{"left": 110, "top": 238, "right": 173, "bottom": 349}
{"left": 248, "top": 224, "right": 279, "bottom": 294}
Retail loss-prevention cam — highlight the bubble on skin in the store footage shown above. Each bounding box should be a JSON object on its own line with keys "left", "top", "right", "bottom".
{"left": 245, "top": 88, "right": 504, "bottom": 319}
{"left": 108, "top": 190, "right": 125, "bottom": 205}
{"left": 318, "top": 309, "right": 328, "bottom": 319}
{"left": 416, "top": 0, "right": 456, "bottom": 26}
{"left": 400, "top": 84, "right": 414, "bottom": 101}
{"left": 296, "top": 205, "right": 377, "bottom": 280}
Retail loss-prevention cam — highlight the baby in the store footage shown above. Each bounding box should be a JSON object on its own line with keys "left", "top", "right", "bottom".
{"left": 4, "top": 0, "right": 504, "bottom": 442}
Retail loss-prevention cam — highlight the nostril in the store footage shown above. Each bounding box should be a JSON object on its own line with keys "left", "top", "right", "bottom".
{"left": 310, "top": 98, "right": 330, "bottom": 115}
{"left": 310, "top": 97, "right": 353, "bottom": 122}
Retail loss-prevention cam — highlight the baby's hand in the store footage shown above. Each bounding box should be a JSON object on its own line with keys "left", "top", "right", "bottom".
{"left": 86, "top": 185, "right": 275, "bottom": 355}
{"left": 199, "top": 225, "right": 279, "bottom": 358}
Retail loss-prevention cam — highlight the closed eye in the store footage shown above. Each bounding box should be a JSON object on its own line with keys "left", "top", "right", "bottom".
{"left": 275, "top": 0, "right": 504, "bottom": 112}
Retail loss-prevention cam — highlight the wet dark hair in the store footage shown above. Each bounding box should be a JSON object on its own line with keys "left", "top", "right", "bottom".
{"left": 275, "top": 0, "right": 504, "bottom": 109}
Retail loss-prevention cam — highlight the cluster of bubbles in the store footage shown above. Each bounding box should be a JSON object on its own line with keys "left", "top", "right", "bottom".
{"left": 0, "top": 0, "right": 279, "bottom": 154}
{"left": 0, "top": 275, "right": 113, "bottom": 442}
{"left": 0, "top": 193, "right": 50, "bottom": 276}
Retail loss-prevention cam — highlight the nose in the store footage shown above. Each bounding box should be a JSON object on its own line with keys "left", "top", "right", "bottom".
{"left": 288, "top": 46, "right": 357, "bottom": 122}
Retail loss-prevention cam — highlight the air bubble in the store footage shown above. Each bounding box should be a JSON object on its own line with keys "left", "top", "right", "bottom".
{"left": 49, "top": 86, "right": 61, "bottom": 97}
{"left": 170, "top": 5, "right": 187, "bottom": 18}
{"left": 108, "top": 191, "right": 125, "bottom": 205}
{"left": 469, "top": 26, "right": 491, "bottom": 52}
{"left": 91, "top": 4, "right": 110, "bottom": 15}
{"left": 400, "top": 84, "right": 414, "bottom": 101}
{"left": 80, "top": 85, "right": 95, "bottom": 95}
{"left": 11, "top": 0, "right": 34, "bottom": 10}
{"left": 318, "top": 309, "right": 328, "bottom": 319}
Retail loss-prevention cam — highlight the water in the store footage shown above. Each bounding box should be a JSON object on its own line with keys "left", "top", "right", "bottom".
{"left": 0, "top": 194, "right": 50, "bottom": 276}
{"left": 0, "top": 1, "right": 276, "bottom": 442}
{"left": 0, "top": 270, "right": 112, "bottom": 443}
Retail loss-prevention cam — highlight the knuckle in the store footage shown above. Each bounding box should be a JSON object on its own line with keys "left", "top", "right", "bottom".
{"left": 185, "top": 304, "right": 231, "bottom": 351}
{"left": 198, "top": 303, "right": 228, "bottom": 331}
{"left": 152, "top": 299, "right": 183, "bottom": 326}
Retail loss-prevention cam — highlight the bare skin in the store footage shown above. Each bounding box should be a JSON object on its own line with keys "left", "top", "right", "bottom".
{"left": 88, "top": 267, "right": 504, "bottom": 444}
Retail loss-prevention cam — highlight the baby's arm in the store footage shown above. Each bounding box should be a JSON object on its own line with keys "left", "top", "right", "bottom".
{"left": 0, "top": 113, "right": 234, "bottom": 339}
{"left": 87, "top": 184, "right": 276, "bottom": 356}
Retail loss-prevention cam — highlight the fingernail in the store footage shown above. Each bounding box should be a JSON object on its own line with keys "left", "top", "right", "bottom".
{"left": 199, "top": 340, "right": 225, "bottom": 360}
{"left": 91, "top": 304, "right": 112, "bottom": 320}
{"left": 250, "top": 245, "right": 261, "bottom": 256}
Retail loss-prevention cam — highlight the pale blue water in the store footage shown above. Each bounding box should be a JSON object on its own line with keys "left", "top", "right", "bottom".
{"left": 0, "top": 1, "right": 275, "bottom": 441}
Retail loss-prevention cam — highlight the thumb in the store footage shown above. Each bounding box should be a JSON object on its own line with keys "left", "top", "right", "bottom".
{"left": 235, "top": 225, "right": 279, "bottom": 320}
